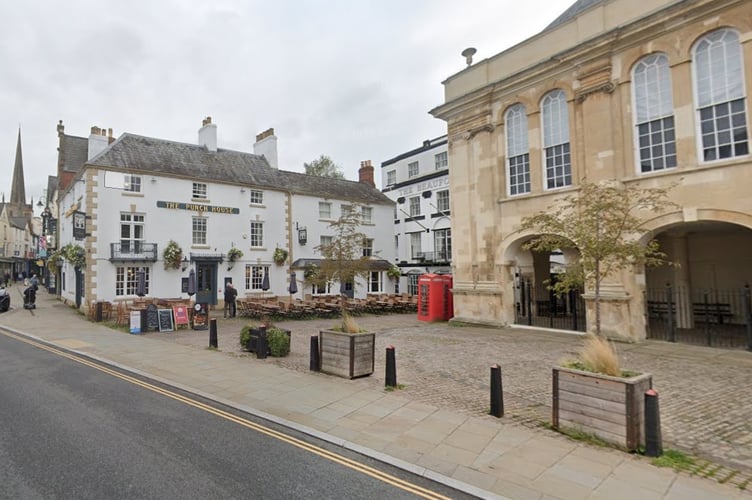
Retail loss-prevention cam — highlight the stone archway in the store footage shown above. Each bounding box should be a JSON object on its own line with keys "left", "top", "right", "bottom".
{"left": 643, "top": 219, "right": 752, "bottom": 348}
{"left": 502, "top": 235, "right": 586, "bottom": 332}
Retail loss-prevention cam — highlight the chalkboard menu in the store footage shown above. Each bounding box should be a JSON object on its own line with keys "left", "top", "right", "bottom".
{"left": 158, "top": 309, "right": 174, "bottom": 332}
{"left": 145, "top": 304, "right": 159, "bottom": 331}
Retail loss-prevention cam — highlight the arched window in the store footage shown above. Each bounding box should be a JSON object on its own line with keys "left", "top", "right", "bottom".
{"left": 693, "top": 29, "right": 748, "bottom": 162}
{"left": 505, "top": 104, "right": 530, "bottom": 195}
{"left": 541, "top": 90, "right": 571, "bottom": 189}
{"left": 633, "top": 54, "right": 676, "bottom": 173}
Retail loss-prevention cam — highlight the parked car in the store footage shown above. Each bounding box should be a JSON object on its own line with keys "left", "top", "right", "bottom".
{"left": 0, "top": 287, "right": 10, "bottom": 312}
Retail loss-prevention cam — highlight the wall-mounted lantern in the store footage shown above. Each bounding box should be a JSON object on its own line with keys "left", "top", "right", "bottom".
{"left": 296, "top": 222, "right": 307, "bottom": 246}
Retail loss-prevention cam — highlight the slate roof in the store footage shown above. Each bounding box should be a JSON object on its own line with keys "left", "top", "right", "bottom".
{"left": 88, "top": 134, "right": 394, "bottom": 206}
{"left": 9, "top": 216, "right": 27, "bottom": 230}
{"left": 60, "top": 134, "right": 89, "bottom": 174}
{"left": 545, "top": 0, "right": 608, "bottom": 30}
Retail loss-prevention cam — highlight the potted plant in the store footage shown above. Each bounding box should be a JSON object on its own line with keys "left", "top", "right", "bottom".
{"left": 319, "top": 310, "right": 375, "bottom": 379}
{"left": 163, "top": 240, "right": 183, "bottom": 270}
{"left": 240, "top": 323, "right": 291, "bottom": 357}
{"left": 552, "top": 335, "right": 652, "bottom": 450}
{"left": 227, "top": 247, "right": 243, "bottom": 270}
{"left": 273, "top": 247, "right": 288, "bottom": 265}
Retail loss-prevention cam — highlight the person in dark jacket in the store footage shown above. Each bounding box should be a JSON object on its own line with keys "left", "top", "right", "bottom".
{"left": 224, "top": 282, "right": 238, "bottom": 318}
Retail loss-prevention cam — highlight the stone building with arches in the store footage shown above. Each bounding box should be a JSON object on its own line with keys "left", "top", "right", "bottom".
{"left": 430, "top": 0, "right": 752, "bottom": 341}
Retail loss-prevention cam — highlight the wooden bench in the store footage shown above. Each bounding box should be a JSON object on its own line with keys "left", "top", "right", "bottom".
{"left": 692, "top": 302, "right": 733, "bottom": 324}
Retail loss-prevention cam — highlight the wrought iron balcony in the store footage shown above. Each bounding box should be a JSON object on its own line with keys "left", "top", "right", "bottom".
{"left": 110, "top": 242, "right": 158, "bottom": 262}
{"left": 412, "top": 251, "right": 451, "bottom": 263}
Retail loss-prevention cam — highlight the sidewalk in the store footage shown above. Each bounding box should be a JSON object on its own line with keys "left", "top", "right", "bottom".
{"left": 0, "top": 285, "right": 750, "bottom": 500}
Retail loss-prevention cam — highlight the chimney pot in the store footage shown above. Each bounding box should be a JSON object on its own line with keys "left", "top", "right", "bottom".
{"left": 358, "top": 160, "right": 375, "bottom": 188}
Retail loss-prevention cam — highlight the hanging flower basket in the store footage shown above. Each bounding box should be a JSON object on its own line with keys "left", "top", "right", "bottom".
{"left": 163, "top": 240, "right": 184, "bottom": 270}
{"left": 387, "top": 266, "right": 401, "bottom": 280}
{"left": 227, "top": 247, "right": 244, "bottom": 263}
{"left": 60, "top": 243, "right": 86, "bottom": 269}
{"left": 273, "top": 247, "right": 288, "bottom": 265}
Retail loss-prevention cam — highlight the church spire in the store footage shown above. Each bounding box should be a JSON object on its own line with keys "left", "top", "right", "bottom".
{"left": 10, "top": 128, "right": 26, "bottom": 207}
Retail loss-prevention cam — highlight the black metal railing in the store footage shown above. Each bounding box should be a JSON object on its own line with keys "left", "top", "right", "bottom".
{"left": 110, "top": 242, "right": 158, "bottom": 262}
{"left": 645, "top": 285, "right": 752, "bottom": 350}
{"left": 514, "top": 278, "right": 586, "bottom": 333}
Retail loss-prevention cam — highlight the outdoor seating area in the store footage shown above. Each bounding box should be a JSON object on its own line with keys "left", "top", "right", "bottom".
{"left": 235, "top": 293, "right": 417, "bottom": 320}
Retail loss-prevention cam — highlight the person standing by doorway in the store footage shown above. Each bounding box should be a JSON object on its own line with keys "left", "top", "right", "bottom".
{"left": 224, "top": 282, "right": 237, "bottom": 318}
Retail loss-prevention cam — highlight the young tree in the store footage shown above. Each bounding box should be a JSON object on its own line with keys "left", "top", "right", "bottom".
{"left": 306, "top": 203, "right": 371, "bottom": 312}
{"left": 519, "top": 180, "right": 676, "bottom": 336}
{"left": 304, "top": 154, "right": 345, "bottom": 179}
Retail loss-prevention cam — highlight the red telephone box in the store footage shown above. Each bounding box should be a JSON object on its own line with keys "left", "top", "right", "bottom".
{"left": 440, "top": 274, "right": 454, "bottom": 320}
{"left": 417, "top": 273, "right": 446, "bottom": 322}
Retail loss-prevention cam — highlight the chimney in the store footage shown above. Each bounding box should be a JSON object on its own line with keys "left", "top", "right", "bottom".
{"left": 253, "top": 128, "right": 278, "bottom": 169}
{"left": 198, "top": 116, "right": 217, "bottom": 152}
{"left": 88, "top": 125, "right": 110, "bottom": 160}
{"left": 358, "top": 160, "right": 375, "bottom": 187}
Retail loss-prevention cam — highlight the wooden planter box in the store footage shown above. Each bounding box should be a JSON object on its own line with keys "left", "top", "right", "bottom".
{"left": 552, "top": 366, "right": 653, "bottom": 450}
{"left": 319, "top": 330, "right": 375, "bottom": 379}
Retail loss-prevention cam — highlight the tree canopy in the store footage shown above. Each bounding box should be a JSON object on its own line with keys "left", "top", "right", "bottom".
{"left": 519, "top": 179, "right": 676, "bottom": 336}
{"left": 304, "top": 154, "right": 345, "bottom": 179}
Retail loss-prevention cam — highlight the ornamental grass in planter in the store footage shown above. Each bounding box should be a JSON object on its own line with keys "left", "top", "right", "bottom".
{"left": 319, "top": 310, "right": 374, "bottom": 379}
{"left": 552, "top": 335, "right": 652, "bottom": 451}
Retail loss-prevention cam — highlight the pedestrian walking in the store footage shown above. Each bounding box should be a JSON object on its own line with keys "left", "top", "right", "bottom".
{"left": 224, "top": 282, "right": 237, "bottom": 318}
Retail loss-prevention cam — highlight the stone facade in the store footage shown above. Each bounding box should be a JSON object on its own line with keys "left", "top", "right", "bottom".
{"left": 431, "top": 0, "right": 752, "bottom": 339}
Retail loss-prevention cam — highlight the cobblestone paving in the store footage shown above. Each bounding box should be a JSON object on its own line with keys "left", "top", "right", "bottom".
{"left": 143, "top": 312, "right": 752, "bottom": 488}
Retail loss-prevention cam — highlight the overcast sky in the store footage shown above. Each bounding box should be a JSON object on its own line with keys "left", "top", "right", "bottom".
{"left": 1, "top": 0, "right": 572, "bottom": 207}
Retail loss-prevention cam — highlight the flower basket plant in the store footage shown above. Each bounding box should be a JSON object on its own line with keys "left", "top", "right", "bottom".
{"left": 163, "top": 240, "right": 183, "bottom": 270}
{"left": 273, "top": 247, "right": 288, "bottom": 265}
{"left": 387, "top": 266, "right": 401, "bottom": 280}
{"left": 227, "top": 247, "right": 244, "bottom": 263}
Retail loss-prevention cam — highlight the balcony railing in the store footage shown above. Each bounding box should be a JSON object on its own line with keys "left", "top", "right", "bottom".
{"left": 110, "top": 242, "right": 158, "bottom": 262}
{"left": 413, "top": 251, "right": 451, "bottom": 263}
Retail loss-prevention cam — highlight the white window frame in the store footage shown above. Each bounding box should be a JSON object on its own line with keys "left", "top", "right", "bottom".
{"left": 692, "top": 29, "right": 749, "bottom": 163}
{"left": 318, "top": 201, "right": 332, "bottom": 219}
{"left": 250, "top": 221, "right": 264, "bottom": 248}
{"left": 632, "top": 53, "right": 677, "bottom": 174}
{"left": 434, "top": 152, "right": 448, "bottom": 170}
{"left": 505, "top": 104, "right": 531, "bottom": 195}
{"left": 361, "top": 206, "right": 373, "bottom": 224}
{"left": 116, "top": 266, "right": 150, "bottom": 296}
{"left": 541, "top": 90, "right": 572, "bottom": 190}
{"left": 408, "top": 161, "right": 419, "bottom": 178}
{"left": 409, "top": 196, "right": 421, "bottom": 217}
{"left": 436, "top": 190, "right": 450, "bottom": 213}
{"left": 120, "top": 213, "right": 145, "bottom": 254}
{"left": 124, "top": 174, "right": 142, "bottom": 193}
{"left": 192, "top": 216, "right": 207, "bottom": 245}
{"left": 249, "top": 189, "right": 263, "bottom": 204}
{"left": 192, "top": 182, "right": 207, "bottom": 199}
{"left": 410, "top": 232, "right": 422, "bottom": 259}
{"left": 362, "top": 238, "right": 373, "bottom": 257}
{"left": 434, "top": 228, "right": 452, "bottom": 262}
{"left": 386, "top": 170, "right": 396, "bottom": 185}
{"left": 369, "top": 271, "right": 383, "bottom": 293}
{"left": 245, "top": 265, "right": 268, "bottom": 290}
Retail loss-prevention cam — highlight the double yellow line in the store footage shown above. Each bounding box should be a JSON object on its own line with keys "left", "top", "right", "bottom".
{"left": 1, "top": 330, "right": 452, "bottom": 500}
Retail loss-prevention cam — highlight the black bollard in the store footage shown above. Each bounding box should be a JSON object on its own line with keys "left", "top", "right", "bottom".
{"left": 209, "top": 318, "right": 218, "bottom": 348}
{"left": 256, "top": 326, "right": 268, "bottom": 359}
{"left": 310, "top": 335, "right": 320, "bottom": 371}
{"left": 385, "top": 345, "right": 397, "bottom": 387}
{"left": 490, "top": 364, "right": 504, "bottom": 418}
{"left": 644, "top": 389, "right": 662, "bottom": 457}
